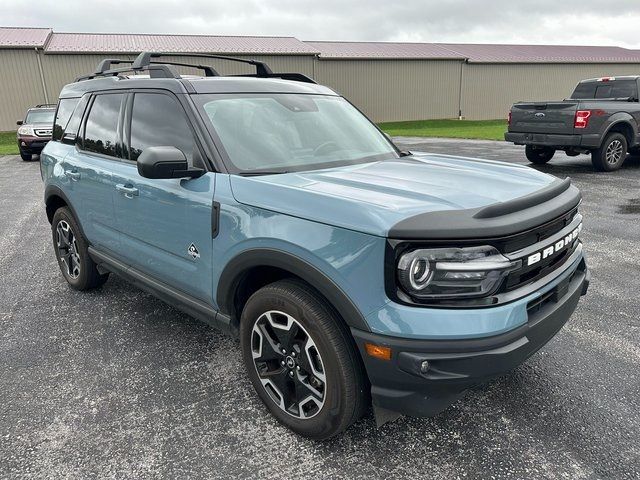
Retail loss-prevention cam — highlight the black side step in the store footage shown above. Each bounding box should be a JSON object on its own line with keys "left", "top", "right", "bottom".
{"left": 88, "top": 247, "right": 235, "bottom": 336}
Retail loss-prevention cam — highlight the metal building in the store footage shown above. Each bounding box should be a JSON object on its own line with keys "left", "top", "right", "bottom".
{"left": 3, "top": 26, "right": 640, "bottom": 130}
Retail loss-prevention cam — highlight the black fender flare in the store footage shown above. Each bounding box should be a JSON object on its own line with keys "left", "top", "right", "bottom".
{"left": 216, "top": 248, "right": 371, "bottom": 332}
{"left": 600, "top": 113, "right": 637, "bottom": 147}
{"left": 44, "top": 185, "right": 87, "bottom": 238}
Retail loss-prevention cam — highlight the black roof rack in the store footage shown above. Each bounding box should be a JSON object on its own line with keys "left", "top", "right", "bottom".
{"left": 34, "top": 104, "right": 57, "bottom": 108}
{"left": 75, "top": 51, "right": 316, "bottom": 84}
{"left": 132, "top": 52, "right": 273, "bottom": 77}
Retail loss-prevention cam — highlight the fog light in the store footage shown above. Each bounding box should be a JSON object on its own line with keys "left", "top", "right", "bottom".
{"left": 21, "top": 141, "right": 26, "bottom": 146}
{"left": 420, "top": 360, "right": 430, "bottom": 373}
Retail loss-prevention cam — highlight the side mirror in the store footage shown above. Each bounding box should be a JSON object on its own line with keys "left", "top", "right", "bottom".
{"left": 137, "top": 146, "right": 204, "bottom": 179}
{"left": 16, "top": 120, "right": 23, "bottom": 126}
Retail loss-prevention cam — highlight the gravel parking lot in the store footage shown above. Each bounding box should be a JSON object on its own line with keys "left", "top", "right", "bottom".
{"left": 1, "top": 139, "right": 639, "bottom": 479}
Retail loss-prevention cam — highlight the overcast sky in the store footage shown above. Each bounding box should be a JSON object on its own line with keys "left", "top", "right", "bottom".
{"left": 3, "top": 0, "right": 640, "bottom": 48}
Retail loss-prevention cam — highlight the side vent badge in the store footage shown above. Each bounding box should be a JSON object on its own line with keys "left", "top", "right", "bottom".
{"left": 188, "top": 243, "right": 200, "bottom": 260}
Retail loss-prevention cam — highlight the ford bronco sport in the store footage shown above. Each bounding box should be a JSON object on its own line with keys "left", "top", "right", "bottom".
{"left": 41, "top": 53, "right": 589, "bottom": 439}
{"left": 17, "top": 104, "right": 56, "bottom": 161}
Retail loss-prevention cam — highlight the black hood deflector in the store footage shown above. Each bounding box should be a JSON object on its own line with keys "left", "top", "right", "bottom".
{"left": 389, "top": 178, "right": 581, "bottom": 240}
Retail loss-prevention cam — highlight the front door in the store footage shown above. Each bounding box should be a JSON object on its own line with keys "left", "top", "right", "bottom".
{"left": 111, "top": 92, "right": 215, "bottom": 303}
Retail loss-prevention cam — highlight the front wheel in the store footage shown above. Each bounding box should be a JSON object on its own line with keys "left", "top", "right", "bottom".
{"left": 20, "top": 151, "right": 32, "bottom": 161}
{"left": 592, "top": 133, "right": 627, "bottom": 171}
{"left": 240, "top": 279, "right": 368, "bottom": 440}
{"left": 525, "top": 145, "right": 555, "bottom": 164}
{"left": 51, "top": 207, "right": 109, "bottom": 290}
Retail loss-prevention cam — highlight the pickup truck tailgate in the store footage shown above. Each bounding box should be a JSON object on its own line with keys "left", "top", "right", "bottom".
{"left": 510, "top": 102, "right": 577, "bottom": 134}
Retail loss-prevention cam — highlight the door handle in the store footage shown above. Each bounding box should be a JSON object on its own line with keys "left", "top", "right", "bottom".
{"left": 66, "top": 171, "right": 81, "bottom": 181}
{"left": 115, "top": 184, "right": 139, "bottom": 198}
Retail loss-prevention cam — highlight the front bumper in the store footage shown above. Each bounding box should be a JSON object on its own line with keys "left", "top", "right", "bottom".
{"left": 18, "top": 135, "right": 50, "bottom": 154}
{"left": 351, "top": 259, "right": 589, "bottom": 417}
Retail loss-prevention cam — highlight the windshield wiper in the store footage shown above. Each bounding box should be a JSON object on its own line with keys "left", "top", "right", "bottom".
{"left": 238, "top": 170, "right": 291, "bottom": 177}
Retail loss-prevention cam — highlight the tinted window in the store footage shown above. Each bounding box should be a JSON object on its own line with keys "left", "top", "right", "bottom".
{"left": 53, "top": 98, "right": 80, "bottom": 141}
{"left": 61, "top": 96, "right": 89, "bottom": 143}
{"left": 611, "top": 80, "right": 638, "bottom": 98}
{"left": 594, "top": 85, "right": 612, "bottom": 98}
{"left": 570, "top": 83, "right": 596, "bottom": 99}
{"left": 83, "top": 94, "right": 123, "bottom": 157}
{"left": 571, "top": 80, "right": 638, "bottom": 99}
{"left": 129, "top": 93, "right": 195, "bottom": 162}
{"left": 26, "top": 109, "right": 55, "bottom": 125}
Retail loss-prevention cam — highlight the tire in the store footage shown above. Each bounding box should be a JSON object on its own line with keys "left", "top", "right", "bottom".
{"left": 525, "top": 145, "right": 555, "bottom": 164}
{"left": 20, "top": 151, "right": 32, "bottom": 161}
{"left": 240, "top": 279, "right": 368, "bottom": 440}
{"left": 592, "top": 132, "right": 627, "bottom": 171}
{"left": 51, "top": 207, "right": 109, "bottom": 290}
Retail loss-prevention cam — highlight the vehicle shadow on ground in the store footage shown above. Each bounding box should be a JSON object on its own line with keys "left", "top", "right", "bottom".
{"left": 527, "top": 153, "right": 640, "bottom": 176}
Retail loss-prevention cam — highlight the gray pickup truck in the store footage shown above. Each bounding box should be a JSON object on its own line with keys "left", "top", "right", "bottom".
{"left": 505, "top": 76, "right": 640, "bottom": 171}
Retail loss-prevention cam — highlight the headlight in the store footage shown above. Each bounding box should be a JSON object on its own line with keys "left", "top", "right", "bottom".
{"left": 18, "top": 126, "right": 34, "bottom": 136}
{"left": 397, "top": 245, "right": 520, "bottom": 300}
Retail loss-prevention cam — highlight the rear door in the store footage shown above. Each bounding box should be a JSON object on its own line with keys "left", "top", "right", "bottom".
{"left": 510, "top": 101, "right": 578, "bottom": 134}
{"left": 62, "top": 93, "right": 123, "bottom": 252}
{"left": 110, "top": 91, "right": 215, "bottom": 303}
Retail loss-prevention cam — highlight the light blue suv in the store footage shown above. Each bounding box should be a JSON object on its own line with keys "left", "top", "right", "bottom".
{"left": 41, "top": 52, "right": 589, "bottom": 439}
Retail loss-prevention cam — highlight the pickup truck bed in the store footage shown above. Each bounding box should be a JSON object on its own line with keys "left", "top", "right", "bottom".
{"left": 505, "top": 76, "right": 640, "bottom": 171}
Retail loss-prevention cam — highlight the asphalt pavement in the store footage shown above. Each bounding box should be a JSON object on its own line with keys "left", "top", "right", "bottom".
{"left": 1, "top": 139, "right": 638, "bottom": 479}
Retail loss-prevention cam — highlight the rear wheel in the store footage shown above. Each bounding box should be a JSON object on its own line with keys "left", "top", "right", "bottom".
{"left": 51, "top": 207, "right": 109, "bottom": 290}
{"left": 525, "top": 145, "right": 555, "bottom": 164}
{"left": 592, "top": 132, "right": 627, "bottom": 171}
{"left": 240, "top": 279, "right": 368, "bottom": 440}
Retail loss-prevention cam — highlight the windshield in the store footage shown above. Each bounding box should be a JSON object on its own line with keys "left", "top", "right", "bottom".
{"left": 197, "top": 94, "right": 398, "bottom": 173}
{"left": 25, "top": 110, "right": 55, "bottom": 124}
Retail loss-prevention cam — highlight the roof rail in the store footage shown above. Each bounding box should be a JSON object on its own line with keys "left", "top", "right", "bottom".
{"left": 75, "top": 51, "right": 317, "bottom": 84}
{"left": 133, "top": 51, "right": 274, "bottom": 77}
{"left": 94, "top": 58, "right": 133, "bottom": 74}
{"left": 34, "top": 103, "right": 57, "bottom": 108}
{"left": 149, "top": 61, "right": 218, "bottom": 77}
{"left": 75, "top": 63, "right": 181, "bottom": 82}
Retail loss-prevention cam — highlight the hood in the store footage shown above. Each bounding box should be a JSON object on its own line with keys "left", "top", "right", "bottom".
{"left": 229, "top": 153, "right": 572, "bottom": 238}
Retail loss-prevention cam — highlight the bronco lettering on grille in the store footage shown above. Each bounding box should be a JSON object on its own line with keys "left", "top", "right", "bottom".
{"left": 527, "top": 224, "right": 582, "bottom": 266}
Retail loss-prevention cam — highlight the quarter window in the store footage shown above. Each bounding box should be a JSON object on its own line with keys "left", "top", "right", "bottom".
{"left": 129, "top": 93, "right": 196, "bottom": 162}
{"left": 53, "top": 98, "right": 80, "bottom": 141}
{"left": 83, "top": 94, "right": 123, "bottom": 157}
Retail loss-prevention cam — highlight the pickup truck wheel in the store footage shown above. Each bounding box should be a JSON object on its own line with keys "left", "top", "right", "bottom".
{"left": 525, "top": 145, "right": 555, "bottom": 164}
{"left": 51, "top": 207, "right": 109, "bottom": 290}
{"left": 592, "top": 133, "right": 627, "bottom": 171}
{"left": 20, "top": 151, "right": 32, "bottom": 161}
{"left": 240, "top": 279, "right": 368, "bottom": 440}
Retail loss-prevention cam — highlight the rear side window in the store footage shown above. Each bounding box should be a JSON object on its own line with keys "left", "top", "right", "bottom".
{"left": 53, "top": 99, "right": 80, "bottom": 141}
{"left": 571, "top": 80, "right": 638, "bottom": 99}
{"left": 83, "top": 94, "right": 124, "bottom": 157}
{"left": 61, "top": 96, "right": 89, "bottom": 143}
{"left": 129, "top": 93, "right": 195, "bottom": 162}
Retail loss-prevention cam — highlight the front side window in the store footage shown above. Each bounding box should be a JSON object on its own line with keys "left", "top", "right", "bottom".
{"left": 129, "top": 93, "right": 196, "bottom": 162}
{"left": 196, "top": 94, "right": 397, "bottom": 173}
{"left": 83, "top": 94, "right": 123, "bottom": 157}
{"left": 53, "top": 98, "right": 80, "bottom": 141}
{"left": 25, "top": 109, "right": 55, "bottom": 125}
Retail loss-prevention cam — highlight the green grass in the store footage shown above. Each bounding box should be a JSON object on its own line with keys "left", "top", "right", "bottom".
{"left": 378, "top": 119, "right": 508, "bottom": 141}
{"left": 0, "top": 131, "right": 19, "bottom": 155}
{"left": 1, "top": 119, "right": 507, "bottom": 155}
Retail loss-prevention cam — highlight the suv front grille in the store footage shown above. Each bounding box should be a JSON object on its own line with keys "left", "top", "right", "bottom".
{"left": 34, "top": 129, "right": 52, "bottom": 137}
{"left": 501, "top": 211, "right": 582, "bottom": 292}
